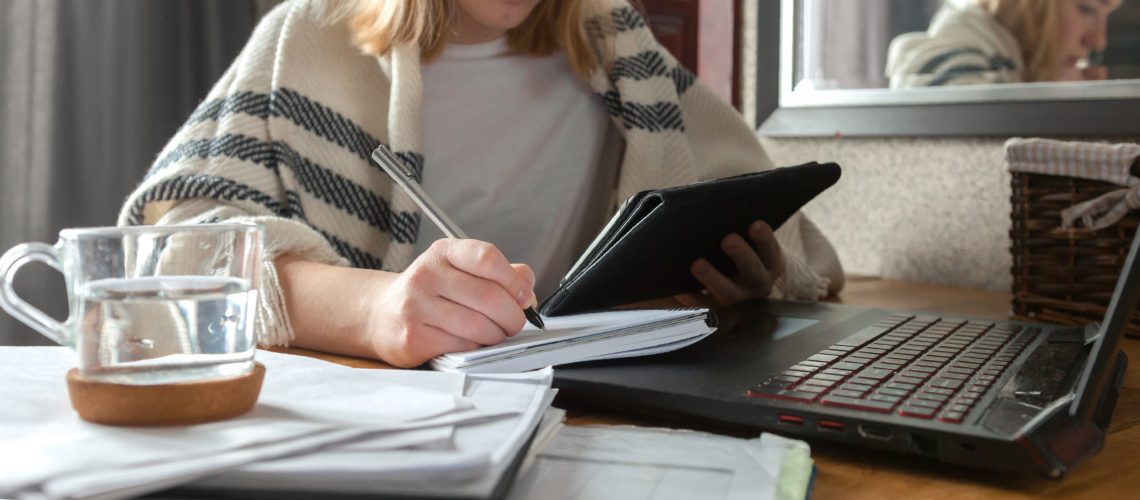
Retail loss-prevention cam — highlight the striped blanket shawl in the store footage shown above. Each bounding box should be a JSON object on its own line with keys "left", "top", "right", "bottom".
{"left": 118, "top": 0, "right": 843, "bottom": 345}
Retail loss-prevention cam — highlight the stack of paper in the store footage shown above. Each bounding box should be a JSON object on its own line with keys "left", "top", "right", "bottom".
{"left": 508, "top": 416, "right": 815, "bottom": 500}
{"left": 432, "top": 308, "right": 717, "bottom": 373}
{"left": 192, "top": 368, "right": 557, "bottom": 498}
{"left": 0, "top": 348, "right": 553, "bottom": 500}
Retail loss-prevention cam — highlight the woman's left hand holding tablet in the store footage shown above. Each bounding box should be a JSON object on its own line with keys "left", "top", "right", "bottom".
{"left": 688, "top": 220, "right": 785, "bottom": 305}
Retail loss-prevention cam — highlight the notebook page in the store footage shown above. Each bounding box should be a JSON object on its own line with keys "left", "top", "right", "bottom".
{"left": 442, "top": 308, "right": 706, "bottom": 363}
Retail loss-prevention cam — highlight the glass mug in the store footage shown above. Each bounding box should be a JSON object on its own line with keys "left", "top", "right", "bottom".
{"left": 0, "top": 223, "right": 262, "bottom": 385}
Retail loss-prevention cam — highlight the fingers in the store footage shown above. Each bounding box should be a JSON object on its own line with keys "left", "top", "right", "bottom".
{"left": 420, "top": 296, "right": 517, "bottom": 345}
{"left": 748, "top": 221, "right": 785, "bottom": 279}
{"left": 433, "top": 267, "right": 526, "bottom": 338}
{"left": 690, "top": 221, "right": 786, "bottom": 304}
{"left": 433, "top": 239, "right": 535, "bottom": 308}
{"left": 510, "top": 263, "right": 539, "bottom": 308}
{"left": 691, "top": 258, "right": 749, "bottom": 304}
{"left": 721, "top": 232, "right": 772, "bottom": 289}
{"left": 412, "top": 239, "right": 533, "bottom": 340}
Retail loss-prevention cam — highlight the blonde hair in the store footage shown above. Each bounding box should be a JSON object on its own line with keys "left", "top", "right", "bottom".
{"left": 974, "top": 0, "right": 1060, "bottom": 82}
{"left": 324, "top": 0, "right": 607, "bottom": 79}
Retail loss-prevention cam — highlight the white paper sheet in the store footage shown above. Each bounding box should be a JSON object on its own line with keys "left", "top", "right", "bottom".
{"left": 506, "top": 425, "right": 812, "bottom": 500}
{"left": 0, "top": 348, "right": 507, "bottom": 500}
{"left": 196, "top": 369, "right": 557, "bottom": 498}
{"left": 432, "top": 309, "right": 714, "bottom": 373}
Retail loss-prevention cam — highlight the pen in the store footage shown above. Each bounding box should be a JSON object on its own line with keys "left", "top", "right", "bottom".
{"left": 371, "top": 144, "right": 548, "bottom": 333}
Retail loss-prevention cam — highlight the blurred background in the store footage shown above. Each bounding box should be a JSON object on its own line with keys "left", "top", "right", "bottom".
{"left": 0, "top": 0, "right": 276, "bottom": 345}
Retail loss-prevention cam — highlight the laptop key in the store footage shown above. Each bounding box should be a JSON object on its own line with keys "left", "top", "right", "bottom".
{"left": 931, "top": 378, "right": 964, "bottom": 389}
{"left": 810, "top": 373, "right": 844, "bottom": 382}
{"left": 829, "top": 389, "right": 866, "bottom": 398}
{"left": 915, "top": 392, "right": 949, "bottom": 403}
{"left": 780, "top": 370, "right": 813, "bottom": 378}
{"left": 939, "top": 411, "right": 965, "bottom": 423}
{"left": 835, "top": 326, "right": 890, "bottom": 347}
{"left": 802, "top": 377, "right": 838, "bottom": 388}
{"left": 806, "top": 353, "right": 840, "bottom": 363}
{"left": 907, "top": 398, "right": 943, "bottom": 409}
{"left": 876, "top": 387, "right": 911, "bottom": 397}
{"left": 898, "top": 405, "right": 936, "bottom": 418}
{"left": 759, "top": 379, "right": 790, "bottom": 389}
{"left": 856, "top": 368, "right": 894, "bottom": 380}
{"left": 841, "top": 385, "right": 875, "bottom": 396}
{"left": 745, "top": 387, "right": 817, "bottom": 402}
{"left": 795, "top": 384, "right": 829, "bottom": 394}
{"left": 885, "top": 382, "right": 917, "bottom": 391}
{"left": 820, "top": 396, "right": 895, "bottom": 413}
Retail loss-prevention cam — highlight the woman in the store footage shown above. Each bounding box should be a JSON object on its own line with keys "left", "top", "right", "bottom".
{"left": 887, "top": 0, "right": 1121, "bottom": 88}
{"left": 119, "top": 0, "right": 844, "bottom": 367}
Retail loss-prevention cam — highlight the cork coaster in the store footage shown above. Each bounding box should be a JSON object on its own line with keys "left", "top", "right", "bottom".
{"left": 66, "top": 362, "right": 266, "bottom": 427}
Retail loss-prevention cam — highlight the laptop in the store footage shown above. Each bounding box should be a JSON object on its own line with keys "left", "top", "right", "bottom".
{"left": 552, "top": 232, "right": 1138, "bottom": 478}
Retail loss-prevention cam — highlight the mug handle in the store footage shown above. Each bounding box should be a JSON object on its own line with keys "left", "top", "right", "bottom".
{"left": 0, "top": 242, "right": 68, "bottom": 345}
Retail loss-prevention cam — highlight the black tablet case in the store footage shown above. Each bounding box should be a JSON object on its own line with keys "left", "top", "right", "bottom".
{"left": 539, "top": 162, "right": 841, "bottom": 316}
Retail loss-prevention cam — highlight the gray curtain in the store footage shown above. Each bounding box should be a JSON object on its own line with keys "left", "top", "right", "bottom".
{"left": 0, "top": 0, "right": 259, "bottom": 345}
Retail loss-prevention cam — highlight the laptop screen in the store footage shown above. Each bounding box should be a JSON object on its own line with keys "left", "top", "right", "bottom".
{"left": 1070, "top": 227, "right": 1140, "bottom": 420}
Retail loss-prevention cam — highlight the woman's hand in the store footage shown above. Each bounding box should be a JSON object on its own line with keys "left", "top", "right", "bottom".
{"left": 278, "top": 239, "right": 538, "bottom": 368}
{"left": 371, "top": 239, "right": 538, "bottom": 367}
{"left": 687, "top": 220, "right": 785, "bottom": 305}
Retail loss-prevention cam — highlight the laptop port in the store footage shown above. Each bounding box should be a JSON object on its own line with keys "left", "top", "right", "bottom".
{"left": 911, "top": 433, "right": 938, "bottom": 456}
{"left": 857, "top": 425, "right": 894, "bottom": 441}
{"left": 817, "top": 420, "right": 845, "bottom": 432}
{"left": 778, "top": 414, "right": 805, "bottom": 426}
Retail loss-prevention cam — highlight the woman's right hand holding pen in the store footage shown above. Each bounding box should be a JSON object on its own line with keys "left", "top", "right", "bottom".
{"left": 277, "top": 238, "right": 539, "bottom": 368}
{"left": 373, "top": 239, "right": 539, "bottom": 366}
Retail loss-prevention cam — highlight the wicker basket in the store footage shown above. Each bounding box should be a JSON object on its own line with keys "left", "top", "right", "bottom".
{"left": 1010, "top": 172, "right": 1140, "bottom": 337}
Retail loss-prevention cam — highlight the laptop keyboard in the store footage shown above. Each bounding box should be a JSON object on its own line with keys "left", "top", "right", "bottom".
{"left": 747, "top": 314, "right": 1039, "bottom": 423}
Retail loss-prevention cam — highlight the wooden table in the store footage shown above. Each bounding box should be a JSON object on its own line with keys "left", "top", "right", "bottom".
{"left": 275, "top": 276, "right": 1140, "bottom": 499}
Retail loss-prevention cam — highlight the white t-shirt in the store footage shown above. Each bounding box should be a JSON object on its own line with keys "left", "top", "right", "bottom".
{"left": 417, "top": 38, "right": 612, "bottom": 297}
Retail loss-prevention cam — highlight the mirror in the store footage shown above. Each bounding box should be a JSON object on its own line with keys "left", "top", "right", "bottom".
{"left": 778, "top": 0, "right": 1140, "bottom": 107}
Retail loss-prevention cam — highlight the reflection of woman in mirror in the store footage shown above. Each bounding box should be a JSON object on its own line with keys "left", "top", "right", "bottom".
{"left": 887, "top": 0, "right": 1121, "bottom": 87}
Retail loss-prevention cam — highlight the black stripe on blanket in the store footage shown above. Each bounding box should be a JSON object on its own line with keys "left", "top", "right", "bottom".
{"left": 185, "top": 91, "right": 271, "bottom": 125}
{"left": 599, "top": 91, "right": 684, "bottom": 132}
{"left": 271, "top": 88, "right": 378, "bottom": 162}
{"left": 584, "top": 6, "right": 647, "bottom": 39}
{"left": 139, "top": 130, "right": 419, "bottom": 240}
{"left": 148, "top": 134, "right": 278, "bottom": 179}
{"left": 181, "top": 88, "right": 426, "bottom": 180}
{"left": 274, "top": 142, "right": 419, "bottom": 244}
{"left": 125, "top": 174, "right": 286, "bottom": 225}
{"left": 610, "top": 51, "right": 695, "bottom": 95}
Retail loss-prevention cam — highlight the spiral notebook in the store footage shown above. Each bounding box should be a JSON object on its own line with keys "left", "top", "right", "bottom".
{"left": 430, "top": 308, "right": 717, "bottom": 374}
